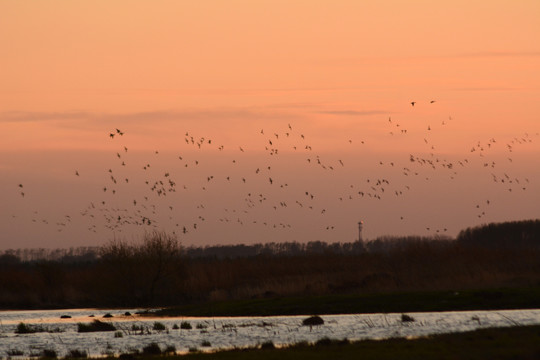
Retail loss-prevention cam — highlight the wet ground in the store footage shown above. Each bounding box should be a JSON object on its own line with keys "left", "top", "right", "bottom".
{"left": 1, "top": 308, "right": 540, "bottom": 357}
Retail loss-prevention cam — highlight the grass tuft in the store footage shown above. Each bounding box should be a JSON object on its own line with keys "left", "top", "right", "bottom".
{"left": 152, "top": 322, "right": 167, "bottom": 331}
{"left": 142, "top": 343, "right": 161, "bottom": 355}
{"left": 180, "top": 321, "right": 192, "bottom": 329}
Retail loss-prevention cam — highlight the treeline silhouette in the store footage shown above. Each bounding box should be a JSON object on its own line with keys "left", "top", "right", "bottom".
{"left": 0, "top": 220, "right": 539, "bottom": 309}
{"left": 0, "top": 236, "right": 449, "bottom": 261}
{"left": 457, "top": 219, "right": 540, "bottom": 249}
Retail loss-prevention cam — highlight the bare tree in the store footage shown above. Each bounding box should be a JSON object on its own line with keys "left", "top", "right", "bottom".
{"left": 100, "top": 231, "right": 185, "bottom": 306}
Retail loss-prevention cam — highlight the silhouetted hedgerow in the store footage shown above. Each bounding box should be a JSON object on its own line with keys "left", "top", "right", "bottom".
{"left": 0, "top": 220, "right": 539, "bottom": 309}
{"left": 457, "top": 219, "right": 540, "bottom": 249}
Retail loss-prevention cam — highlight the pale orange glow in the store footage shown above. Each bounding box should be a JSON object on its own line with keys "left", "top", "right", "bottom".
{"left": 1, "top": 1, "right": 539, "bottom": 249}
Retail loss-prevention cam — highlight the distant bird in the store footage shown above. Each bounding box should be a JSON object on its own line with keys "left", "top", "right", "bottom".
{"left": 430, "top": 100, "right": 436, "bottom": 103}
{"left": 411, "top": 101, "right": 416, "bottom": 107}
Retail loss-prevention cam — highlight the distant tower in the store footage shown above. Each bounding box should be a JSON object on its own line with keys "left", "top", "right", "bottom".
{"left": 358, "top": 220, "right": 364, "bottom": 241}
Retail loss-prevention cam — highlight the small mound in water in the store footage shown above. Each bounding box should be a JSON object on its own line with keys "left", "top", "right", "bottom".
{"left": 401, "top": 314, "right": 415, "bottom": 322}
{"left": 302, "top": 316, "right": 324, "bottom": 326}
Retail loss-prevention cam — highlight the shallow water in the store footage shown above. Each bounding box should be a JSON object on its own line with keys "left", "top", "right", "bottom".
{"left": 1, "top": 308, "right": 540, "bottom": 357}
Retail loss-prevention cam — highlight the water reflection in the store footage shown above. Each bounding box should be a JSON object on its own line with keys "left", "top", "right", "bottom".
{"left": 1, "top": 308, "right": 540, "bottom": 357}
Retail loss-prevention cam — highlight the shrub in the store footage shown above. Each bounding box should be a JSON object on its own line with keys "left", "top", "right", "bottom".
{"left": 201, "top": 340, "right": 211, "bottom": 347}
{"left": 7, "top": 349, "right": 24, "bottom": 356}
{"left": 196, "top": 323, "right": 208, "bottom": 329}
{"left": 16, "top": 322, "right": 36, "bottom": 334}
{"left": 172, "top": 324, "right": 179, "bottom": 329}
{"left": 77, "top": 320, "right": 116, "bottom": 332}
{"left": 42, "top": 349, "right": 58, "bottom": 358}
{"left": 67, "top": 349, "right": 87, "bottom": 358}
{"left": 114, "top": 331, "right": 123, "bottom": 338}
{"left": 142, "top": 343, "right": 161, "bottom": 355}
{"left": 16, "top": 322, "right": 62, "bottom": 334}
{"left": 180, "top": 321, "right": 192, "bottom": 329}
{"left": 260, "top": 341, "right": 275, "bottom": 350}
{"left": 153, "top": 322, "right": 166, "bottom": 331}
{"left": 315, "top": 337, "right": 333, "bottom": 346}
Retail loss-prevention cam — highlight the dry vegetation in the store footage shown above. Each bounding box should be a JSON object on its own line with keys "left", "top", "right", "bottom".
{"left": 0, "top": 221, "right": 539, "bottom": 309}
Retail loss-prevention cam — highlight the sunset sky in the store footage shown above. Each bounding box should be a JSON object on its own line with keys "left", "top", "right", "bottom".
{"left": 1, "top": 1, "right": 539, "bottom": 250}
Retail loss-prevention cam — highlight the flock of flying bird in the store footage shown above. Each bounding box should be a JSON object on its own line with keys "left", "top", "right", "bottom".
{"left": 13, "top": 100, "right": 538, "bottom": 241}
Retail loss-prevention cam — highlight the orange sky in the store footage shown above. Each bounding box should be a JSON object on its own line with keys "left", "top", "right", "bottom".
{"left": 1, "top": 1, "right": 539, "bottom": 249}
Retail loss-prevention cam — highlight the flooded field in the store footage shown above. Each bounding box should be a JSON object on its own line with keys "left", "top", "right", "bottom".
{"left": 1, "top": 308, "right": 540, "bottom": 357}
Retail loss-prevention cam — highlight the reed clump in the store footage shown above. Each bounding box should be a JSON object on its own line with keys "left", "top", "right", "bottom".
{"left": 77, "top": 320, "right": 116, "bottom": 332}
{"left": 180, "top": 321, "right": 192, "bottom": 329}
{"left": 152, "top": 322, "right": 167, "bottom": 331}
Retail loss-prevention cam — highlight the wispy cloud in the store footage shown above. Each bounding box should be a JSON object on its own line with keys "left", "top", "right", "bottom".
{"left": 0, "top": 111, "right": 91, "bottom": 122}
{"left": 315, "top": 110, "right": 389, "bottom": 116}
{"left": 456, "top": 51, "right": 540, "bottom": 58}
{"left": 449, "top": 87, "right": 519, "bottom": 92}
{"left": 0, "top": 108, "right": 301, "bottom": 124}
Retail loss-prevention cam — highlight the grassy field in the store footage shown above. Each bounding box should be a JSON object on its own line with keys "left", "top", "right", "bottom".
{"left": 85, "top": 325, "right": 540, "bottom": 360}
{"left": 153, "top": 287, "right": 540, "bottom": 317}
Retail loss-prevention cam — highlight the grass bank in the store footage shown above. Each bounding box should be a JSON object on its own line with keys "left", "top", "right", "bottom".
{"left": 181, "top": 325, "right": 540, "bottom": 360}
{"left": 154, "top": 287, "right": 540, "bottom": 317}
{"left": 76, "top": 325, "right": 540, "bottom": 360}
